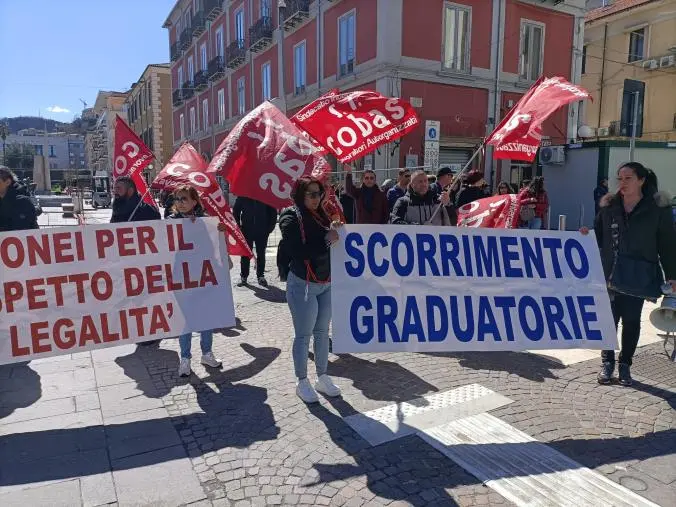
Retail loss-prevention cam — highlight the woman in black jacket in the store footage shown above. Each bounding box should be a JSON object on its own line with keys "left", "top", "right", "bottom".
{"left": 0, "top": 166, "right": 39, "bottom": 232}
{"left": 279, "top": 177, "right": 342, "bottom": 404}
{"left": 583, "top": 162, "right": 676, "bottom": 386}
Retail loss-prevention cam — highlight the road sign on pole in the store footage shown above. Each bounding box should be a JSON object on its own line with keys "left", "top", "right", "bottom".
{"left": 424, "top": 120, "right": 440, "bottom": 169}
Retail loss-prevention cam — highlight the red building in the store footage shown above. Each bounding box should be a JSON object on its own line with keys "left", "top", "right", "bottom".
{"left": 164, "top": 0, "right": 586, "bottom": 187}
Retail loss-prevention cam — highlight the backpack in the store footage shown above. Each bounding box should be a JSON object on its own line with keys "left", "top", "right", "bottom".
{"left": 277, "top": 207, "right": 306, "bottom": 282}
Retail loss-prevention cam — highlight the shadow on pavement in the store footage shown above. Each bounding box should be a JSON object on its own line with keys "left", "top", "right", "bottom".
{"left": 422, "top": 351, "right": 566, "bottom": 382}
{"left": 327, "top": 354, "right": 438, "bottom": 402}
{"left": 247, "top": 283, "right": 286, "bottom": 303}
{"left": 630, "top": 380, "right": 676, "bottom": 411}
{"left": 0, "top": 363, "right": 42, "bottom": 420}
{"left": 217, "top": 317, "right": 246, "bottom": 337}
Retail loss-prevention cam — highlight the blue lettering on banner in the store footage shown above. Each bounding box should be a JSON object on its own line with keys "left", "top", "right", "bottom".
{"left": 564, "top": 239, "right": 589, "bottom": 279}
{"left": 392, "top": 233, "right": 414, "bottom": 277}
{"left": 378, "top": 296, "right": 400, "bottom": 342}
{"left": 350, "top": 296, "right": 372, "bottom": 343}
{"left": 500, "top": 237, "right": 523, "bottom": 278}
{"left": 402, "top": 296, "right": 425, "bottom": 342}
{"left": 493, "top": 297, "right": 516, "bottom": 341}
{"left": 439, "top": 234, "right": 462, "bottom": 277}
{"left": 426, "top": 295, "right": 448, "bottom": 342}
{"left": 368, "top": 232, "right": 389, "bottom": 277}
{"left": 478, "top": 296, "right": 500, "bottom": 341}
{"left": 521, "top": 237, "right": 546, "bottom": 278}
{"left": 417, "top": 234, "right": 440, "bottom": 276}
{"left": 344, "top": 232, "right": 364, "bottom": 277}
{"left": 542, "top": 297, "right": 573, "bottom": 340}
{"left": 578, "top": 296, "right": 602, "bottom": 340}
{"left": 518, "top": 296, "right": 545, "bottom": 342}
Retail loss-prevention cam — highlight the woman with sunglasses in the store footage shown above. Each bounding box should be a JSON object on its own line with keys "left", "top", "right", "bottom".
{"left": 279, "top": 177, "right": 343, "bottom": 403}
{"left": 169, "top": 185, "right": 229, "bottom": 377}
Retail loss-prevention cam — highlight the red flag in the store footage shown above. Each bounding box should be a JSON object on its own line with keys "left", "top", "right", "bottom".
{"left": 291, "top": 90, "right": 420, "bottom": 163}
{"left": 113, "top": 116, "right": 156, "bottom": 206}
{"left": 457, "top": 195, "right": 522, "bottom": 229}
{"left": 152, "top": 143, "right": 253, "bottom": 258}
{"left": 487, "top": 76, "right": 591, "bottom": 162}
{"left": 290, "top": 89, "right": 340, "bottom": 156}
{"left": 207, "top": 101, "right": 331, "bottom": 210}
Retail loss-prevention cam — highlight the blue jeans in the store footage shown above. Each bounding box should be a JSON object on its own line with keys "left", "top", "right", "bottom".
{"left": 178, "top": 330, "right": 213, "bottom": 359}
{"left": 526, "top": 217, "right": 543, "bottom": 230}
{"left": 286, "top": 271, "right": 332, "bottom": 379}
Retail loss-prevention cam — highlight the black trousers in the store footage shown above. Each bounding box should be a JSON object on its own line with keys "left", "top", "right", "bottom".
{"left": 240, "top": 232, "right": 269, "bottom": 279}
{"left": 601, "top": 293, "right": 644, "bottom": 366}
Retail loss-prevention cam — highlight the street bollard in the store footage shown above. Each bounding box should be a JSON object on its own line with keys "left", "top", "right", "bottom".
{"left": 558, "top": 215, "right": 567, "bottom": 231}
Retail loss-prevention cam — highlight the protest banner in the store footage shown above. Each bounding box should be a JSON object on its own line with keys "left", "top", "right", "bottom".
{"left": 291, "top": 90, "right": 419, "bottom": 163}
{"left": 457, "top": 195, "right": 521, "bottom": 229}
{"left": 152, "top": 143, "right": 253, "bottom": 258}
{"left": 331, "top": 225, "right": 617, "bottom": 353}
{"left": 0, "top": 219, "right": 235, "bottom": 364}
{"left": 113, "top": 117, "right": 156, "bottom": 206}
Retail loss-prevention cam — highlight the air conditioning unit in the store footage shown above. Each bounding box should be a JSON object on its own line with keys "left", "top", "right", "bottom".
{"left": 597, "top": 127, "right": 610, "bottom": 137}
{"left": 660, "top": 55, "right": 675, "bottom": 68}
{"left": 642, "top": 59, "right": 659, "bottom": 70}
{"left": 539, "top": 145, "right": 565, "bottom": 165}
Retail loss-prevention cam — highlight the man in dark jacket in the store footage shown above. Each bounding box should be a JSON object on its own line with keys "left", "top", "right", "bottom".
{"left": 110, "top": 176, "right": 161, "bottom": 223}
{"left": 455, "top": 170, "right": 489, "bottom": 208}
{"left": 0, "top": 166, "right": 39, "bottom": 231}
{"left": 430, "top": 166, "right": 454, "bottom": 199}
{"left": 386, "top": 168, "right": 411, "bottom": 212}
{"left": 343, "top": 166, "right": 389, "bottom": 224}
{"left": 233, "top": 196, "right": 277, "bottom": 287}
{"left": 391, "top": 170, "right": 456, "bottom": 226}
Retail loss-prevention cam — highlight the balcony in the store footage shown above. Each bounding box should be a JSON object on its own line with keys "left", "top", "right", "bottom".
{"left": 225, "top": 39, "right": 246, "bottom": 69}
{"left": 194, "top": 70, "right": 208, "bottom": 91}
{"left": 203, "top": 0, "right": 223, "bottom": 21}
{"left": 208, "top": 55, "right": 225, "bottom": 80}
{"left": 182, "top": 81, "right": 195, "bottom": 100}
{"left": 170, "top": 42, "right": 181, "bottom": 62}
{"left": 192, "top": 11, "right": 206, "bottom": 38}
{"left": 283, "top": 0, "right": 310, "bottom": 31}
{"left": 179, "top": 28, "right": 192, "bottom": 50}
{"left": 249, "top": 16, "right": 273, "bottom": 53}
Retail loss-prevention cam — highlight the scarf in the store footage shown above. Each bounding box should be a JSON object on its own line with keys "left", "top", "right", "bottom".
{"left": 362, "top": 185, "right": 376, "bottom": 214}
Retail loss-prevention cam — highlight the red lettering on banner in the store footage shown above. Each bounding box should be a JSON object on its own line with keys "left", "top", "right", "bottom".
{"left": 128, "top": 307, "right": 149, "bottom": 336}
{"left": 2, "top": 237, "right": 24, "bottom": 268}
{"left": 54, "top": 318, "right": 76, "bottom": 349}
{"left": 79, "top": 316, "right": 101, "bottom": 347}
{"left": 32, "top": 321, "right": 52, "bottom": 354}
{"left": 10, "top": 326, "right": 30, "bottom": 356}
{"left": 149, "top": 305, "right": 170, "bottom": 334}
{"left": 4, "top": 281, "right": 23, "bottom": 312}
{"left": 167, "top": 223, "right": 176, "bottom": 252}
{"left": 26, "top": 235, "right": 51, "bottom": 265}
{"left": 176, "top": 224, "right": 194, "bottom": 251}
{"left": 117, "top": 227, "right": 135, "bottom": 256}
{"left": 53, "top": 232, "right": 76, "bottom": 263}
{"left": 200, "top": 260, "right": 218, "bottom": 287}
{"left": 69, "top": 273, "right": 88, "bottom": 303}
{"left": 47, "top": 275, "right": 68, "bottom": 306}
{"left": 124, "top": 267, "right": 144, "bottom": 296}
{"left": 96, "top": 229, "right": 114, "bottom": 259}
{"left": 182, "top": 261, "right": 199, "bottom": 289}
{"left": 26, "top": 278, "right": 48, "bottom": 310}
{"left": 101, "top": 314, "right": 120, "bottom": 342}
{"left": 91, "top": 271, "right": 113, "bottom": 301}
{"left": 137, "top": 226, "right": 159, "bottom": 254}
{"left": 146, "top": 265, "right": 164, "bottom": 294}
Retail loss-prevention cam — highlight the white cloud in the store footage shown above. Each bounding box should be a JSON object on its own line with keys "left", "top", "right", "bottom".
{"left": 46, "top": 105, "right": 71, "bottom": 113}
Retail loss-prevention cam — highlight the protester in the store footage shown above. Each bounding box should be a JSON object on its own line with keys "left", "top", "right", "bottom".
{"left": 594, "top": 178, "right": 609, "bottom": 215}
{"left": 496, "top": 181, "right": 512, "bottom": 195}
{"left": 454, "top": 170, "right": 488, "bottom": 208}
{"left": 381, "top": 178, "right": 395, "bottom": 194}
{"left": 161, "top": 190, "right": 175, "bottom": 219}
{"left": 110, "top": 176, "right": 161, "bottom": 223}
{"left": 279, "top": 177, "right": 342, "bottom": 403}
{"left": 0, "top": 166, "right": 39, "bottom": 232}
{"left": 387, "top": 168, "right": 411, "bottom": 212}
{"left": 430, "top": 166, "right": 454, "bottom": 199}
{"left": 169, "top": 185, "right": 230, "bottom": 377}
{"left": 427, "top": 175, "right": 437, "bottom": 185}
{"left": 391, "top": 170, "right": 455, "bottom": 225}
{"left": 336, "top": 184, "right": 356, "bottom": 225}
{"left": 517, "top": 176, "right": 549, "bottom": 230}
{"left": 343, "top": 165, "right": 389, "bottom": 224}
{"left": 581, "top": 163, "right": 676, "bottom": 386}
{"left": 232, "top": 196, "right": 277, "bottom": 287}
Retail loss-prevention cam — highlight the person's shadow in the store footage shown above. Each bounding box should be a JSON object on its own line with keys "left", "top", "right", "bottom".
{"left": 0, "top": 363, "right": 42, "bottom": 420}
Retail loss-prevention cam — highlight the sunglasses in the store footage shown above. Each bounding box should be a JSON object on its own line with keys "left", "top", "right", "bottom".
{"left": 403, "top": 174, "right": 411, "bottom": 178}
{"left": 363, "top": 176, "right": 375, "bottom": 181}
{"left": 175, "top": 196, "right": 190, "bottom": 203}
{"left": 305, "top": 191, "right": 324, "bottom": 199}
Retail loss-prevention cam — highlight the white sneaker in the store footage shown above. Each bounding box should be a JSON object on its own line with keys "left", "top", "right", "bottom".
{"left": 315, "top": 375, "right": 341, "bottom": 397}
{"left": 201, "top": 352, "right": 222, "bottom": 368}
{"left": 296, "top": 378, "right": 319, "bottom": 403}
{"left": 178, "top": 358, "right": 191, "bottom": 377}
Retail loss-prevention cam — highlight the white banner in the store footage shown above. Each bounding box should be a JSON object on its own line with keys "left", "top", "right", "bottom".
{"left": 331, "top": 225, "right": 617, "bottom": 353}
{"left": 0, "top": 218, "right": 235, "bottom": 364}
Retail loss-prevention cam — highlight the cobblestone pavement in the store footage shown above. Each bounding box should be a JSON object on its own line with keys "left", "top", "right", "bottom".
{"left": 1, "top": 269, "right": 674, "bottom": 506}
{"left": 131, "top": 273, "right": 674, "bottom": 507}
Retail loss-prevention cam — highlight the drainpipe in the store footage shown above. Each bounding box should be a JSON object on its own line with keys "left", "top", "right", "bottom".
{"left": 597, "top": 23, "right": 607, "bottom": 132}
{"left": 317, "top": 0, "right": 322, "bottom": 92}
{"left": 490, "top": 0, "right": 504, "bottom": 187}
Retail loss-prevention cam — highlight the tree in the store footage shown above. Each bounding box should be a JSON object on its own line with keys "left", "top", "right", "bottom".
{"left": 2, "top": 143, "right": 36, "bottom": 170}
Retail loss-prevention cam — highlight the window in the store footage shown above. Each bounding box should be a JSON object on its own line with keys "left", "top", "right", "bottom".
{"left": 519, "top": 21, "right": 544, "bottom": 81}
{"left": 141, "top": 89, "right": 145, "bottom": 111}
{"left": 443, "top": 4, "right": 470, "bottom": 72}
{"left": 183, "top": 10, "right": 191, "bottom": 30}
{"left": 294, "top": 41, "right": 307, "bottom": 94}
{"left": 178, "top": 66, "right": 184, "bottom": 86}
{"left": 200, "top": 43, "right": 208, "bottom": 70}
{"left": 215, "top": 26, "right": 224, "bottom": 57}
{"left": 235, "top": 9, "right": 245, "bottom": 45}
{"left": 187, "top": 56, "right": 194, "bottom": 81}
{"left": 237, "top": 77, "right": 246, "bottom": 114}
{"left": 261, "top": 0, "right": 271, "bottom": 18}
{"left": 262, "top": 62, "right": 272, "bottom": 101}
{"left": 338, "top": 12, "right": 356, "bottom": 77}
{"left": 190, "top": 107, "right": 196, "bottom": 135}
{"left": 202, "top": 99, "right": 209, "bottom": 131}
{"left": 147, "top": 82, "right": 151, "bottom": 107}
{"left": 179, "top": 113, "right": 185, "bottom": 139}
{"left": 628, "top": 28, "right": 646, "bottom": 63}
{"left": 34, "top": 145, "right": 43, "bottom": 155}
{"left": 581, "top": 45, "right": 587, "bottom": 74}
{"left": 218, "top": 89, "right": 226, "bottom": 124}
{"left": 49, "top": 145, "right": 56, "bottom": 157}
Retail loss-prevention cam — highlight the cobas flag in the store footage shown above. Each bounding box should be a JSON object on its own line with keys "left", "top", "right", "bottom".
{"left": 113, "top": 117, "right": 156, "bottom": 206}
{"left": 290, "top": 88, "right": 340, "bottom": 156}
{"left": 457, "top": 195, "right": 522, "bottom": 229}
{"left": 207, "top": 101, "right": 332, "bottom": 210}
{"left": 291, "top": 90, "right": 419, "bottom": 163}
{"left": 487, "top": 76, "right": 591, "bottom": 162}
{"left": 152, "top": 143, "right": 253, "bottom": 258}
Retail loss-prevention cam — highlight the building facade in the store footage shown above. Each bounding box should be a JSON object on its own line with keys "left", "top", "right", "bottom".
{"left": 124, "top": 64, "right": 174, "bottom": 180}
{"left": 164, "top": 0, "right": 585, "bottom": 187}
{"left": 84, "top": 91, "right": 129, "bottom": 176}
{"left": 582, "top": 0, "right": 676, "bottom": 142}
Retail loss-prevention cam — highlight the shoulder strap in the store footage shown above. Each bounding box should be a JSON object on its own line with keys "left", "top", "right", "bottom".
{"left": 293, "top": 206, "right": 306, "bottom": 245}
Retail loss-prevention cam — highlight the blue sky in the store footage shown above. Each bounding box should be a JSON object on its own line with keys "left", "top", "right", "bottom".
{"left": 0, "top": 0, "right": 177, "bottom": 121}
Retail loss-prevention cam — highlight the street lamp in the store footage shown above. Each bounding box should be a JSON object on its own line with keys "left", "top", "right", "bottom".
{"left": 0, "top": 123, "right": 7, "bottom": 165}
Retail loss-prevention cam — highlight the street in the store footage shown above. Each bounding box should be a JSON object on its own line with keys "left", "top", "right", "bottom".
{"left": 1, "top": 217, "right": 674, "bottom": 506}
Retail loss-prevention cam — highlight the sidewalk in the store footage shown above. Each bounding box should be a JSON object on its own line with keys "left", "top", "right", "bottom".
{"left": 1, "top": 273, "right": 674, "bottom": 506}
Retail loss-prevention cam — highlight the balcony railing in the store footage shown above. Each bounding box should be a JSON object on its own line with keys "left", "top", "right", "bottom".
{"left": 203, "top": 0, "right": 223, "bottom": 21}
{"left": 283, "top": 0, "right": 310, "bottom": 31}
{"left": 194, "top": 70, "right": 208, "bottom": 91}
{"left": 208, "top": 55, "right": 225, "bottom": 80}
{"left": 179, "top": 28, "right": 192, "bottom": 50}
{"left": 182, "top": 81, "right": 195, "bottom": 100}
{"left": 225, "top": 39, "right": 246, "bottom": 69}
{"left": 249, "top": 16, "right": 273, "bottom": 53}
{"left": 170, "top": 42, "right": 181, "bottom": 62}
{"left": 192, "top": 11, "right": 206, "bottom": 38}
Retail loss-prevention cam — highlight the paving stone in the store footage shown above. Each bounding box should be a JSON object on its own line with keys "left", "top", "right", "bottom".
{"left": 0, "top": 478, "right": 82, "bottom": 507}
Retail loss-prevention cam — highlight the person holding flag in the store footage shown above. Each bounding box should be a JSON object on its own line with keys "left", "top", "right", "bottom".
{"left": 110, "top": 176, "right": 161, "bottom": 223}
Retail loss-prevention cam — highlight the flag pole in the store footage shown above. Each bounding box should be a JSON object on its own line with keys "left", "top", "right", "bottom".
{"left": 128, "top": 188, "right": 151, "bottom": 222}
